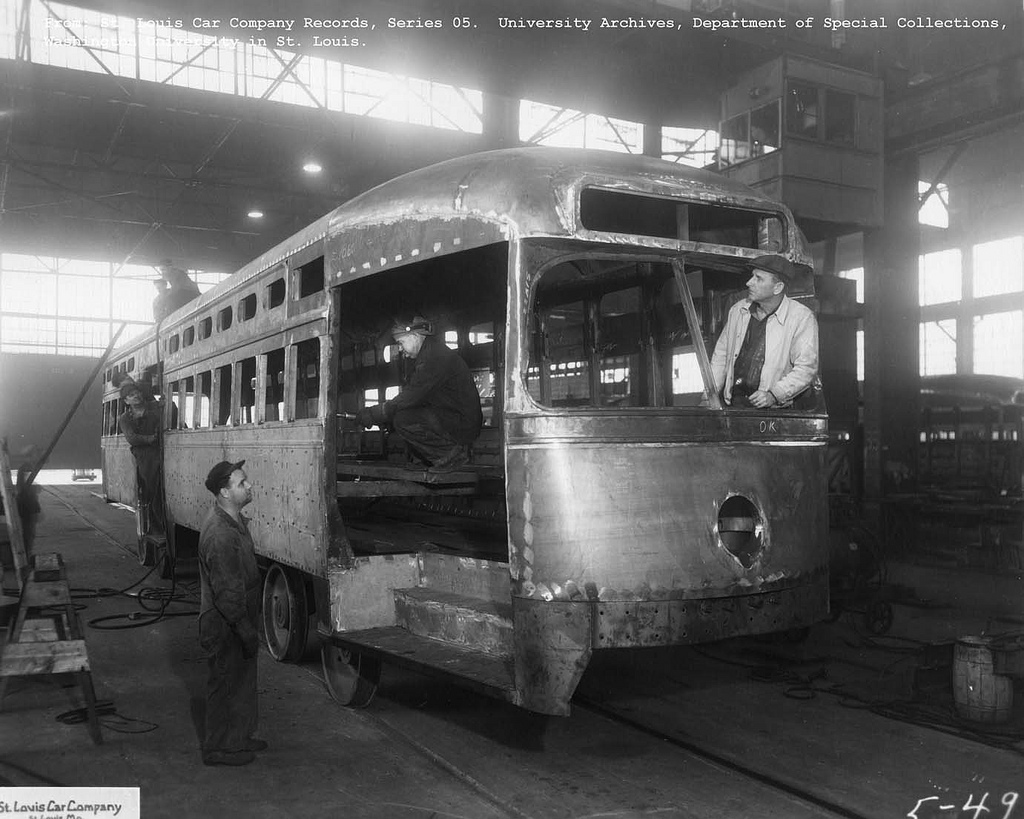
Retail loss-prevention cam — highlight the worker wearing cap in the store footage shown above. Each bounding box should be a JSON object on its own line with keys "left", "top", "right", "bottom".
{"left": 710, "top": 254, "right": 819, "bottom": 409}
{"left": 197, "top": 459, "right": 265, "bottom": 766}
{"left": 154, "top": 258, "right": 200, "bottom": 321}
{"left": 357, "top": 316, "right": 483, "bottom": 470}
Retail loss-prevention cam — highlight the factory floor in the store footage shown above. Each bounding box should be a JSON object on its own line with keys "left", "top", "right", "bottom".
{"left": 1, "top": 483, "right": 1022, "bottom": 819}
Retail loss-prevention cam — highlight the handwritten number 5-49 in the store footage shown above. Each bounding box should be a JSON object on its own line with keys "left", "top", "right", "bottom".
{"left": 908, "top": 792, "right": 1019, "bottom": 819}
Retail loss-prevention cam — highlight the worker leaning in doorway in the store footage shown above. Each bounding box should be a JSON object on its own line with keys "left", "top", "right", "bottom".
{"left": 197, "top": 460, "right": 266, "bottom": 767}
{"left": 710, "top": 254, "right": 820, "bottom": 409}
{"left": 118, "top": 384, "right": 165, "bottom": 535}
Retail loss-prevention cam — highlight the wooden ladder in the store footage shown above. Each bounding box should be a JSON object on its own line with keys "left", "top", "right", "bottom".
{"left": 0, "top": 441, "right": 102, "bottom": 744}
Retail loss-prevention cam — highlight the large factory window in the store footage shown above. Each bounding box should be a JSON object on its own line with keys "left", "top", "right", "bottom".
{"left": 919, "top": 249, "right": 962, "bottom": 306}
{"left": 0, "top": 254, "right": 226, "bottom": 355}
{"left": 974, "top": 312, "right": 1023, "bottom": 378}
{"left": 920, "top": 320, "right": 958, "bottom": 377}
{"left": 519, "top": 99, "right": 643, "bottom": 153}
{"left": 5, "top": 1, "right": 483, "bottom": 135}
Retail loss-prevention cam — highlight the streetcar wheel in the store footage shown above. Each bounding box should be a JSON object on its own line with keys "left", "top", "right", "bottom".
{"left": 262, "top": 564, "right": 309, "bottom": 662}
{"left": 321, "top": 643, "right": 380, "bottom": 708}
{"left": 864, "top": 599, "right": 894, "bottom": 635}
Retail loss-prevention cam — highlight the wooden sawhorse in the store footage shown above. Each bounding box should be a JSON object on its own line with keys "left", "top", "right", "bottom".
{"left": 0, "top": 552, "right": 102, "bottom": 744}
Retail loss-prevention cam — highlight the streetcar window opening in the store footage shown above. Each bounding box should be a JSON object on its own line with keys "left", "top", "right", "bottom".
{"left": 265, "top": 348, "right": 285, "bottom": 421}
{"left": 579, "top": 188, "right": 784, "bottom": 251}
{"left": 182, "top": 376, "right": 195, "bottom": 428}
{"left": 182, "top": 327, "right": 195, "bottom": 347}
{"left": 240, "top": 293, "right": 257, "bottom": 321}
{"left": 267, "top": 279, "right": 285, "bottom": 309}
{"left": 169, "top": 335, "right": 180, "bottom": 353}
{"left": 167, "top": 381, "right": 181, "bottom": 429}
{"left": 216, "top": 364, "right": 233, "bottom": 426}
{"left": 198, "top": 371, "right": 212, "bottom": 428}
{"left": 239, "top": 358, "right": 257, "bottom": 424}
{"left": 528, "top": 256, "right": 711, "bottom": 409}
{"left": 528, "top": 299, "right": 592, "bottom": 406}
{"left": 127, "top": 357, "right": 135, "bottom": 371}
{"left": 295, "top": 338, "right": 320, "bottom": 420}
{"left": 298, "top": 257, "right": 325, "bottom": 298}
{"left": 198, "top": 317, "right": 212, "bottom": 340}
{"left": 217, "top": 306, "right": 233, "bottom": 331}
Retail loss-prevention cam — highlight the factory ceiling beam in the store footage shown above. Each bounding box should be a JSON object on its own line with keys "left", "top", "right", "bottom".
{"left": 886, "top": 52, "right": 1024, "bottom": 155}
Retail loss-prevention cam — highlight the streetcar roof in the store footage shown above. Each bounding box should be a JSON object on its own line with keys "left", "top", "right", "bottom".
{"left": 112, "top": 147, "right": 809, "bottom": 357}
{"left": 327, "top": 146, "right": 788, "bottom": 236}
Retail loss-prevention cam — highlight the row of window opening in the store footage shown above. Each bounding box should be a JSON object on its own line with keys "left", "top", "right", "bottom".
{"left": 102, "top": 338, "right": 321, "bottom": 434}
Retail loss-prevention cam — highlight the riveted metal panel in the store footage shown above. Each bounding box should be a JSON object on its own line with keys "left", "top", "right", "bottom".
{"left": 162, "top": 422, "right": 328, "bottom": 578}
{"left": 592, "top": 582, "right": 828, "bottom": 649}
{"left": 505, "top": 437, "right": 828, "bottom": 604}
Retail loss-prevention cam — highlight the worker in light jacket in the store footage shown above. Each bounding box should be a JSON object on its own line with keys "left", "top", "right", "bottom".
{"left": 710, "top": 255, "right": 820, "bottom": 409}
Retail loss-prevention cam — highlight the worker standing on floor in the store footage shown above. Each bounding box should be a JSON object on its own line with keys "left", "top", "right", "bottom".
{"left": 197, "top": 460, "right": 266, "bottom": 767}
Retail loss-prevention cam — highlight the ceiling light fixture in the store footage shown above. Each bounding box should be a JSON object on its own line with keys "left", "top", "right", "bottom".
{"left": 247, "top": 209, "right": 264, "bottom": 219}
{"left": 303, "top": 162, "right": 323, "bottom": 174}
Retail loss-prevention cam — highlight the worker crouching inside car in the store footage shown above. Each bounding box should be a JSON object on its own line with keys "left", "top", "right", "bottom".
{"left": 357, "top": 316, "right": 483, "bottom": 471}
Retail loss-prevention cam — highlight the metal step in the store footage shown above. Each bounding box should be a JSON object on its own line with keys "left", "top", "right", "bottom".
{"left": 394, "top": 587, "right": 513, "bottom": 656}
{"left": 329, "top": 625, "right": 517, "bottom": 704}
{"left": 417, "top": 552, "right": 510, "bottom": 600}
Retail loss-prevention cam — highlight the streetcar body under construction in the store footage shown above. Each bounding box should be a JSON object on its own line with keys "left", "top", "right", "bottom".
{"left": 101, "top": 147, "right": 829, "bottom": 715}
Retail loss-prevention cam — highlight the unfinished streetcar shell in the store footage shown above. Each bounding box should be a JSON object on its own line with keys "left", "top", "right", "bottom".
{"left": 101, "top": 147, "right": 829, "bottom": 715}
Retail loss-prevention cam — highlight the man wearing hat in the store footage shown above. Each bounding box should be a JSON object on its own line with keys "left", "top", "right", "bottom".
{"left": 710, "top": 254, "right": 819, "bottom": 409}
{"left": 357, "top": 316, "right": 483, "bottom": 470}
{"left": 197, "top": 459, "right": 264, "bottom": 766}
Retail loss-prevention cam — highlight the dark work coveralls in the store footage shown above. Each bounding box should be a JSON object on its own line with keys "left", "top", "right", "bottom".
{"left": 118, "top": 400, "right": 164, "bottom": 533}
{"left": 198, "top": 505, "right": 261, "bottom": 756}
{"left": 382, "top": 335, "right": 483, "bottom": 464}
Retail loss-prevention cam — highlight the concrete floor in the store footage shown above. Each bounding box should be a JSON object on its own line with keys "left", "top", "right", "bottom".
{"left": 1, "top": 484, "right": 1022, "bottom": 819}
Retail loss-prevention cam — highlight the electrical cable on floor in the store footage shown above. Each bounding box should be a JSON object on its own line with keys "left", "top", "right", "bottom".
{"left": 54, "top": 701, "right": 158, "bottom": 734}
{"left": 17, "top": 485, "right": 199, "bottom": 626}
{"left": 87, "top": 553, "right": 199, "bottom": 630}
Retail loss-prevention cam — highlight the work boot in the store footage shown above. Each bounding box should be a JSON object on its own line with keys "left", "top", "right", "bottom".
{"left": 428, "top": 445, "right": 470, "bottom": 473}
{"left": 203, "top": 749, "right": 256, "bottom": 766}
{"left": 244, "top": 738, "right": 268, "bottom": 752}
